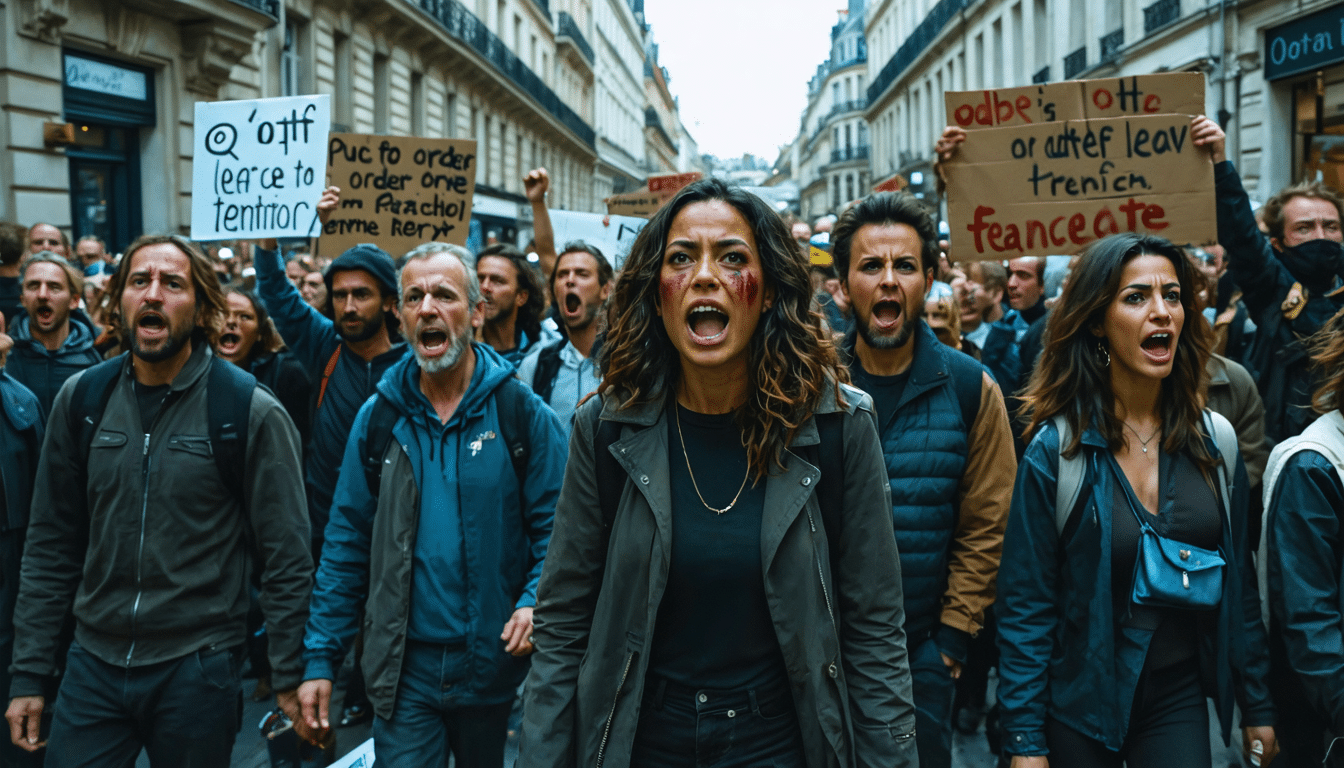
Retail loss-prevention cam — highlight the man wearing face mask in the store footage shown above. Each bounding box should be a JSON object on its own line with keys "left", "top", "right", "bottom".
{"left": 1195, "top": 115, "right": 1344, "bottom": 768}
{"left": 1194, "top": 116, "right": 1344, "bottom": 445}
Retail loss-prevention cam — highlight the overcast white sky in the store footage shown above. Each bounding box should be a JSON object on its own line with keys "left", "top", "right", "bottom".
{"left": 642, "top": 0, "right": 847, "bottom": 163}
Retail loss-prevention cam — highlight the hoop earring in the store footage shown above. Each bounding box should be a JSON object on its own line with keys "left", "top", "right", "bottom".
{"left": 1097, "top": 341, "right": 1111, "bottom": 367}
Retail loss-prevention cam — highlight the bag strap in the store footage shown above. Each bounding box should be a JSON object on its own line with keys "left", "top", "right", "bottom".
{"left": 205, "top": 357, "right": 257, "bottom": 506}
{"left": 1053, "top": 414, "right": 1085, "bottom": 536}
{"left": 493, "top": 377, "right": 532, "bottom": 489}
{"left": 1204, "top": 410, "right": 1238, "bottom": 529}
{"left": 362, "top": 394, "right": 400, "bottom": 495}
{"left": 315, "top": 345, "right": 342, "bottom": 411}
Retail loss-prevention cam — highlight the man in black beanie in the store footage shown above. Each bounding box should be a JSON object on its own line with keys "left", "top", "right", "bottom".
{"left": 254, "top": 238, "right": 404, "bottom": 559}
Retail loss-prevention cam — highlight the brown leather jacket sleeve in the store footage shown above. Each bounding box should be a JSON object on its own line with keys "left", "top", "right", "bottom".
{"left": 942, "top": 371, "right": 1015, "bottom": 636}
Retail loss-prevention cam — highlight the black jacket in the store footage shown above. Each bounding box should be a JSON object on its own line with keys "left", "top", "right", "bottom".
{"left": 1215, "top": 161, "right": 1344, "bottom": 442}
{"left": 9, "top": 345, "right": 313, "bottom": 695}
{"left": 1264, "top": 410, "right": 1344, "bottom": 737}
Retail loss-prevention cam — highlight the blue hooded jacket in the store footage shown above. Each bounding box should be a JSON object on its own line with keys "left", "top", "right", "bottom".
{"left": 5, "top": 309, "right": 102, "bottom": 417}
{"left": 303, "top": 344, "right": 564, "bottom": 710}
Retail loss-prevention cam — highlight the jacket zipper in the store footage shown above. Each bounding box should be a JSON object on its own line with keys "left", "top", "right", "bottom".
{"left": 806, "top": 508, "right": 835, "bottom": 621}
{"left": 595, "top": 650, "right": 635, "bottom": 768}
{"left": 126, "top": 432, "right": 151, "bottom": 666}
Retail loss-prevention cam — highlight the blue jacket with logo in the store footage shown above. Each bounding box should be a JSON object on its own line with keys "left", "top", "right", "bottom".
{"left": 303, "top": 344, "right": 564, "bottom": 712}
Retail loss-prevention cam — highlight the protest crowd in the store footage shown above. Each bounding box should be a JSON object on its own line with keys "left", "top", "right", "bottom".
{"left": 0, "top": 99, "right": 1341, "bottom": 768}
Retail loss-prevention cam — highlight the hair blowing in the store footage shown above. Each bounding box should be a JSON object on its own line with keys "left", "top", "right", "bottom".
{"left": 1019, "top": 233, "right": 1215, "bottom": 472}
{"left": 107, "top": 235, "right": 228, "bottom": 350}
{"left": 1310, "top": 308, "right": 1344, "bottom": 414}
{"left": 598, "top": 177, "right": 844, "bottom": 481}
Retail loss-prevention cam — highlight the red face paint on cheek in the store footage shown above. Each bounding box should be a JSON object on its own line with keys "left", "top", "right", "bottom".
{"left": 660, "top": 272, "right": 686, "bottom": 308}
{"left": 728, "top": 271, "right": 760, "bottom": 305}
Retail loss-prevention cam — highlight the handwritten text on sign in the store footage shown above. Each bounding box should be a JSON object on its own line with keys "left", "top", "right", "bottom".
{"left": 323, "top": 134, "right": 477, "bottom": 254}
{"left": 549, "top": 210, "right": 648, "bottom": 271}
{"left": 191, "top": 94, "right": 331, "bottom": 240}
{"left": 944, "top": 73, "right": 1205, "bottom": 130}
{"left": 943, "top": 114, "right": 1215, "bottom": 258}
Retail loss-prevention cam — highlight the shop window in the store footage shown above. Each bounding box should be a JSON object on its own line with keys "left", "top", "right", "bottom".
{"left": 1293, "top": 71, "right": 1344, "bottom": 188}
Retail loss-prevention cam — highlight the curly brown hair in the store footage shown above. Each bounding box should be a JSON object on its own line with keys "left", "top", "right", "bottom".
{"left": 598, "top": 177, "right": 844, "bottom": 481}
{"left": 1019, "top": 233, "right": 1215, "bottom": 471}
{"left": 1310, "top": 308, "right": 1344, "bottom": 414}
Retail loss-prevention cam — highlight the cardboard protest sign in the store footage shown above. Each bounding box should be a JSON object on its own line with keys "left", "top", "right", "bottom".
{"left": 322, "top": 133, "right": 476, "bottom": 255}
{"left": 549, "top": 210, "right": 648, "bottom": 270}
{"left": 605, "top": 190, "right": 671, "bottom": 218}
{"left": 945, "top": 73, "right": 1204, "bottom": 131}
{"left": 646, "top": 171, "right": 702, "bottom": 194}
{"left": 191, "top": 95, "right": 331, "bottom": 241}
{"left": 943, "top": 113, "right": 1216, "bottom": 258}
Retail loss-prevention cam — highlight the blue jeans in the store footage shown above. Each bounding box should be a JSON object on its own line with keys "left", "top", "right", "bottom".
{"left": 45, "top": 641, "right": 242, "bottom": 768}
{"left": 630, "top": 675, "right": 805, "bottom": 768}
{"left": 371, "top": 640, "right": 512, "bottom": 768}
{"left": 911, "top": 635, "right": 957, "bottom": 768}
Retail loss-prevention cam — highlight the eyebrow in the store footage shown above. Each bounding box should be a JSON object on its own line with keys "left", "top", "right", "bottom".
{"left": 1122, "top": 281, "right": 1180, "bottom": 291}
{"left": 665, "top": 237, "right": 752, "bottom": 250}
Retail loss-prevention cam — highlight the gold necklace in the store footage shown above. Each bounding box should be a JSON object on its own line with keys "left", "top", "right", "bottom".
{"left": 675, "top": 404, "right": 750, "bottom": 515}
{"left": 1123, "top": 420, "right": 1161, "bottom": 454}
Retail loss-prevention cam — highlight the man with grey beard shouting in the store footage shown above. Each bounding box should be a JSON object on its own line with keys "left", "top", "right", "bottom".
{"left": 298, "top": 242, "right": 565, "bottom": 768}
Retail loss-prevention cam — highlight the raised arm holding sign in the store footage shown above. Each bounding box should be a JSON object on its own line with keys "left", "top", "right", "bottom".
{"left": 940, "top": 72, "right": 1216, "bottom": 260}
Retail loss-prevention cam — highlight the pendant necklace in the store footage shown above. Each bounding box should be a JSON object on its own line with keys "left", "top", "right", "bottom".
{"left": 675, "top": 404, "right": 750, "bottom": 515}
{"left": 1123, "top": 420, "right": 1161, "bottom": 454}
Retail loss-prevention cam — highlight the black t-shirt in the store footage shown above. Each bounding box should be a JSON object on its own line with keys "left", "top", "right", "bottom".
{"left": 1110, "top": 448, "right": 1221, "bottom": 669}
{"left": 648, "top": 402, "right": 787, "bottom": 690}
{"left": 135, "top": 380, "right": 171, "bottom": 432}
{"left": 849, "top": 362, "right": 911, "bottom": 431}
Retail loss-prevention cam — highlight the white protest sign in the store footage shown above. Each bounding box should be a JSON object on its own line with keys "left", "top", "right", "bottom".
{"left": 191, "top": 94, "right": 331, "bottom": 241}
{"left": 549, "top": 210, "right": 647, "bottom": 271}
{"left": 329, "top": 738, "right": 375, "bottom": 768}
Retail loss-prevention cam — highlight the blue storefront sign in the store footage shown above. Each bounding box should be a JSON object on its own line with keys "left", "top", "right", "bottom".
{"left": 1266, "top": 3, "right": 1344, "bottom": 81}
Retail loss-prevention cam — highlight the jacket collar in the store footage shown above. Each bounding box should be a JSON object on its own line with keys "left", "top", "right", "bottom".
{"left": 598, "top": 374, "right": 851, "bottom": 450}
{"left": 117, "top": 339, "right": 213, "bottom": 392}
{"left": 841, "top": 322, "right": 952, "bottom": 414}
{"left": 1207, "top": 353, "right": 1231, "bottom": 387}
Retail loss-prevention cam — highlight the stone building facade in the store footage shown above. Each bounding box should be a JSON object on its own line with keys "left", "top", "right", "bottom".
{"left": 2, "top": 0, "right": 689, "bottom": 252}
{"left": 862, "top": 0, "right": 1344, "bottom": 225}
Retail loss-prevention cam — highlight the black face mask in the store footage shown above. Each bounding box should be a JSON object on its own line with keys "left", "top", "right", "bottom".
{"left": 1277, "top": 238, "right": 1344, "bottom": 294}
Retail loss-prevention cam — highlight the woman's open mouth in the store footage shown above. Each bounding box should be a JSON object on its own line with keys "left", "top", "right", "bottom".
{"left": 687, "top": 305, "right": 728, "bottom": 344}
{"left": 1140, "top": 332, "right": 1174, "bottom": 364}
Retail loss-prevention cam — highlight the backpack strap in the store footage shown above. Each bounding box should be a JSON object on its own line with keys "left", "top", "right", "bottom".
{"left": 315, "top": 345, "right": 342, "bottom": 411}
{"left": 492, "top": 377, "right": 532, "bottom": 490}
{"left": 1053, "top": 414, "right": 1085, "bottom": 537}
{"left": 952, "top": 362, "right": 983, "bottom": 432}
{"left": 530, "top": 338, "right": 568, "bottom": 404}
{"left": 593, "top": 415, "right": 625, "bottom": 532}
{"left": 362, "top": 394, "right": 400, "bottom": 495}
{"left": 206, "top": 357, "right": 257, "bottom": 504}
{"left": 70, "top": 355, "right": 127, "bottom": 472}
{"left": 1204, "top": 410, "right": 1238, "bottom": 529}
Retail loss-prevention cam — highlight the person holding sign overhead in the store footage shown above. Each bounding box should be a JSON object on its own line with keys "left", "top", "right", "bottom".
{"left": 996, "top": 232, "right": 1276, "bottom": 768}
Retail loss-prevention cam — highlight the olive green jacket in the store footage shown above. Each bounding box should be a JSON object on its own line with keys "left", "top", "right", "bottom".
{"left": 520, "top": 381, "right": 919, "bottom": 768}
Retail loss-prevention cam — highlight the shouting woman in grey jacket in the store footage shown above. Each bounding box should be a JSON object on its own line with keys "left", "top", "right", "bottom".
{"left": 520, "top": 178, "right": 919, "bottom": 768}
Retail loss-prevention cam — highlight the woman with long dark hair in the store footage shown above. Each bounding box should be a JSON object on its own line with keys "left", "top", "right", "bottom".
{"left": 520, "top": 178, "right": 918, "bottom": 768}
{"left": 996, "top": 233, "right": 1277, "bottom": 767}
{"left": 215, "top": 287, "right": 312, "bottom": 443}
